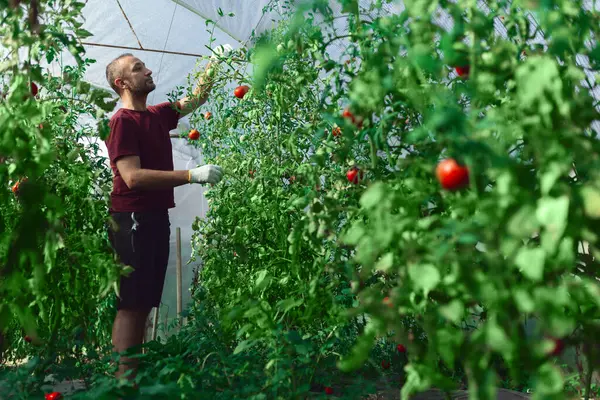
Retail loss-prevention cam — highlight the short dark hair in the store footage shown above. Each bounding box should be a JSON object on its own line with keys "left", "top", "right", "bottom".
{"left": 105, "top": 53, "right": 133, "bottom": 95}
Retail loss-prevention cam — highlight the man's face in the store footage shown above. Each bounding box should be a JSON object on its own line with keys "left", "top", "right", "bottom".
{"left": 117, "top": 56, "right": 155, "bottom": 95}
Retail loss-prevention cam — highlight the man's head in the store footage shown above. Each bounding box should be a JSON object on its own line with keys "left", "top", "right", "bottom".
{"left": 105, "top": 54, "right": 156, "bottom": 97}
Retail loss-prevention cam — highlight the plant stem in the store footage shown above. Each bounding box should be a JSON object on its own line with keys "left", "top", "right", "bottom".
{"left": 583, "top": 354, "right": 593, "bottom": 400}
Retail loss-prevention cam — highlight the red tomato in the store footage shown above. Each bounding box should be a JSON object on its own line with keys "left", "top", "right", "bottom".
{"left": 233, "top": 85, "right": 249, "bottom": 99}
{"left": 436, "top": 159, "right": 469, "bottom": 191}
{"left": 289, "top": 175, "right": 296, "bottom": 183}
{"left": 381, "top": 360, "right": 391, "bottom": 369}
{"left": 204, "top": 112, "right": 212, "bottom": 120}
{"left": 249, "top": 170, "right": 255, "bottom": 178}
{"left": 549, "top": 338, "right": 564, "bottom": 356}
{"left": 324, "top": 386, "right": 334, "bottom": 395}
{"left": 455, "top": 65, "right": 470, "bottom": 78}
{"left": 45, "top": 392, "right": 63, "bottom": 400}
{"left": 346, "top": 167, "right": 362, "bottom": 184}
{"left": 332, "top": 126, "right": 342, "bottom": 137}
{"left": 342, "top": 108, "right": 363, "bottom": 128}
{"left": 30, "top": 82, "right": 38, "bottom": 97}
{"left": 24, "top": 335, "right": 32, "bottom": 343}
{"left": 397, "top": 344, "right": 406, "bottom": 353}
{"left": 188, "top": 129, "right": 200, "bottom": 140}
{"left": 383, "top": 296, "right": 393, "bottom": 308}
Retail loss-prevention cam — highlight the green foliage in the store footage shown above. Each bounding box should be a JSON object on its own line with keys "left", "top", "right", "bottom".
{"left": 0, "top": 0, "right": 122, "bottom": 368}
{"left": 185, "top": 0, "right": 600, "bottom": 398}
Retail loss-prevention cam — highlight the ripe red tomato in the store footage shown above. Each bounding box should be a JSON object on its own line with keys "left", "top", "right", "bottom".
{"left": 436, "top": 159, "right": 469, "bottom": 191}
{"left": 397, "top": 344, "right": 406, "bottom": 353}
{"left": 381, "top": 360, "right": 391, "bottom": 369}
{"left": 324, "top": 386, "right": 334, "bottom": 395}
{"left": 188, "top": 129, "right": 200, "bottom": 140}
{"left": 24, "top": 335, "right": 32, "bottom": 343}
{"left": 549, "top": 338, "right": 564, "bottom": 356}
{"left": 30, "top": 82, "right": 38, "bottom": 97}
{"left": 455, "top": 65, "right": 470, "bottom": 78}
{"left": 346, "top": 167, "right": 362, "bottom": 184}
{"left": 204, "top": 112, "right": 212, "bottom": 120}
{"left": 234, "top": 85, "right": 249, "bottom": 99}
{"left": 332, "top": 126, "right": 342, "bottom": 137}
{"left": 383, "top": 296, "right": 393, "bottom": 308}
{"left": 249, "top": 170, "right": 255, "bottom": 178}
{"left": 342, "top": 108, "right": 363, "bottom": 128}
{"left": 45, "top": 392, "right": 63, "bottom": 400}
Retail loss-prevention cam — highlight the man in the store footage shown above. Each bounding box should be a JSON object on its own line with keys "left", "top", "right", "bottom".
{"left": 104, "top": 44, "right": 231, "bottom": 382}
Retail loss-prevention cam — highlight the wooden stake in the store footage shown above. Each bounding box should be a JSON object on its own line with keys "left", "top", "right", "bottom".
{"left": 152, "top": 306, "right": 159, "bottom": 341}
{"left": 176, "top": 227, "right": 182, "bottom": 327}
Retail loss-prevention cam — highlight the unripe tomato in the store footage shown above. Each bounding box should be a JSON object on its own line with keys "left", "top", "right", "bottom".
{"left": 188, "top": 129, "right": 200, "bottom": 140}
{"left": 234, "top": 85, "right": 249, "bottom": 99}
{"left": 436, "top": 159, "right": 469, "bottom": 191}
{"left": 455, "top": 65, "right": 470, "bottom": 77}
{"left": 205, "top": 68, "right": 215, "bottom": 78}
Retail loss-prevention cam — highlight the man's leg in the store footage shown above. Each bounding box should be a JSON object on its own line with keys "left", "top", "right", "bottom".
{"left": 112, "top": 308, "right": 151, "bottom": 381}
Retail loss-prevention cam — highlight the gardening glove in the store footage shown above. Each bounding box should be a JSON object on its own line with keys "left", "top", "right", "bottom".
{"left": 210, "top": 44, "right": 234, "bottom": 61}
{"left": 188, "top": 164, "right": 223, "bottom": 184}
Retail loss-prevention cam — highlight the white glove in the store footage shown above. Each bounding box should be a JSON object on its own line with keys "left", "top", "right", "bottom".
{"left": 188, "top": 164, "right": 223, "bottom": 184}
{"left": 210, "top": 44, "right": 233, "bottom": 60}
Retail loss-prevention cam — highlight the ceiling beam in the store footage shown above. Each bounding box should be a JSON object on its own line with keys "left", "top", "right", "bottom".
{"left": 81, "top": 41, "right": 204, "bottom": 58}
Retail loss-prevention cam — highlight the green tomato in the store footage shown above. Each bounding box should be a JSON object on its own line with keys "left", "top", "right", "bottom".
{"left": 206, "top": 68, "right": 215, "bottom": 77}
{"left": 277, "top": 44, "right": 285, "bottom": 53}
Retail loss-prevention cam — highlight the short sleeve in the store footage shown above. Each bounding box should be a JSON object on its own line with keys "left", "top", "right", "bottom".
{"left": 106, "top": 116, "right": 140, "bottom": 164}
{"left": 151, "top": 102, "right": 180, "bottom": 131}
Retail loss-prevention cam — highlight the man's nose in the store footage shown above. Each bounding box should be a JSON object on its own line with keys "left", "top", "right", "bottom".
{"left": 146, "top": 69, "right": 153, "bottom": 76}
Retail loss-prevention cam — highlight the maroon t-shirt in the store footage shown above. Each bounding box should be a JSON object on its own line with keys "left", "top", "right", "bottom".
{"left": 105, "top": 102, "right": 180, "bottom": 212}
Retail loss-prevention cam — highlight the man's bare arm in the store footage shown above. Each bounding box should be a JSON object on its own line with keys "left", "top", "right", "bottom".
{"left": 116, "top": 156, "right": 189, "bottom": 190}
{"left": 175, "top": 61, "right": 216, "bottom": 118}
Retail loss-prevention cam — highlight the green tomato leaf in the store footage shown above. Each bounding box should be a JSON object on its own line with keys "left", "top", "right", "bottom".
{"left": 408, "top": 264, "right": 440, "bottom": 295}
{"left": 515, "top": 247, "right": 545, "bottom": 281}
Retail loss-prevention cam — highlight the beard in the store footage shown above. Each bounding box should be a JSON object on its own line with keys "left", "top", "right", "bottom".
{"left": 131, "top": 79, "right": 156, "bottom": 95}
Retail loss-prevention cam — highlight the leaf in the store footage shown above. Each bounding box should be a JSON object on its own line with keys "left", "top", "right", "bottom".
{"left": 580, "top": 186, "right": 600, "bottom": 219}
{"left": 255, "top": 269, "right": 271, "bottom": 290}
{"left": 507, "top": 205, "right": 539, "bottom": 238}
{"left": 360, "top": 182, "right": 385, "bottom": 210}
{"left": 233, "top": 339, "right": 255, "bottom": 355}
{"left": 540, "top": 163, "right": 563, "bottom": 195}
{"left": 439, "top": 300, "right": 464, "bottom": 323}
{"left": 408, "top": 264, "right": 440, "bottom": 295}
{"left": 436, "top": 327, "right": 463, "bottom": 366}
{"left": 276, "top": 297, "right": 303, "bottom": 313}
{"left": 374, "top": 252, "right": 394, "bottom": 272}
{"left": 533, "top": 364, "right": 564, "bottom": 397}
{"left": 343, "top": 223, "right": 365, "bottom": 245}
{"left": 337, "top": 327, "right": 376, "bottom": 372}
{"left": 515, "top": 247, "right": 545, "bottom": 281}
{"left": 536, "top": 196, "right": 569, "bottom": 252}
{"left": 486, "top": 318, "right": 513, "bottom": 355}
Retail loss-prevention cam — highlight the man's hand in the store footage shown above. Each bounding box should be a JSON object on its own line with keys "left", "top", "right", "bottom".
{"left": 188, "top": 164, "right": 223, "bottom": 184}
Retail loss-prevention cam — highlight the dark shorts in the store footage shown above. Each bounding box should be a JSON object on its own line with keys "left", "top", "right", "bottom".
{"left": 108, "top": 210, "right": 170, "bottom": 311}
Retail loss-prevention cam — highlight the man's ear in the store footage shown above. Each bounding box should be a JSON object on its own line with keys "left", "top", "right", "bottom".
{"left": 115, "top": 77, "right": 126, "bottom": 92}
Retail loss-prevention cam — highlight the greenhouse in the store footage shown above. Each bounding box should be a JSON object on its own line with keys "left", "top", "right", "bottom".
{"left": 1, "top": 0, "right": 599, "bottom": 399}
